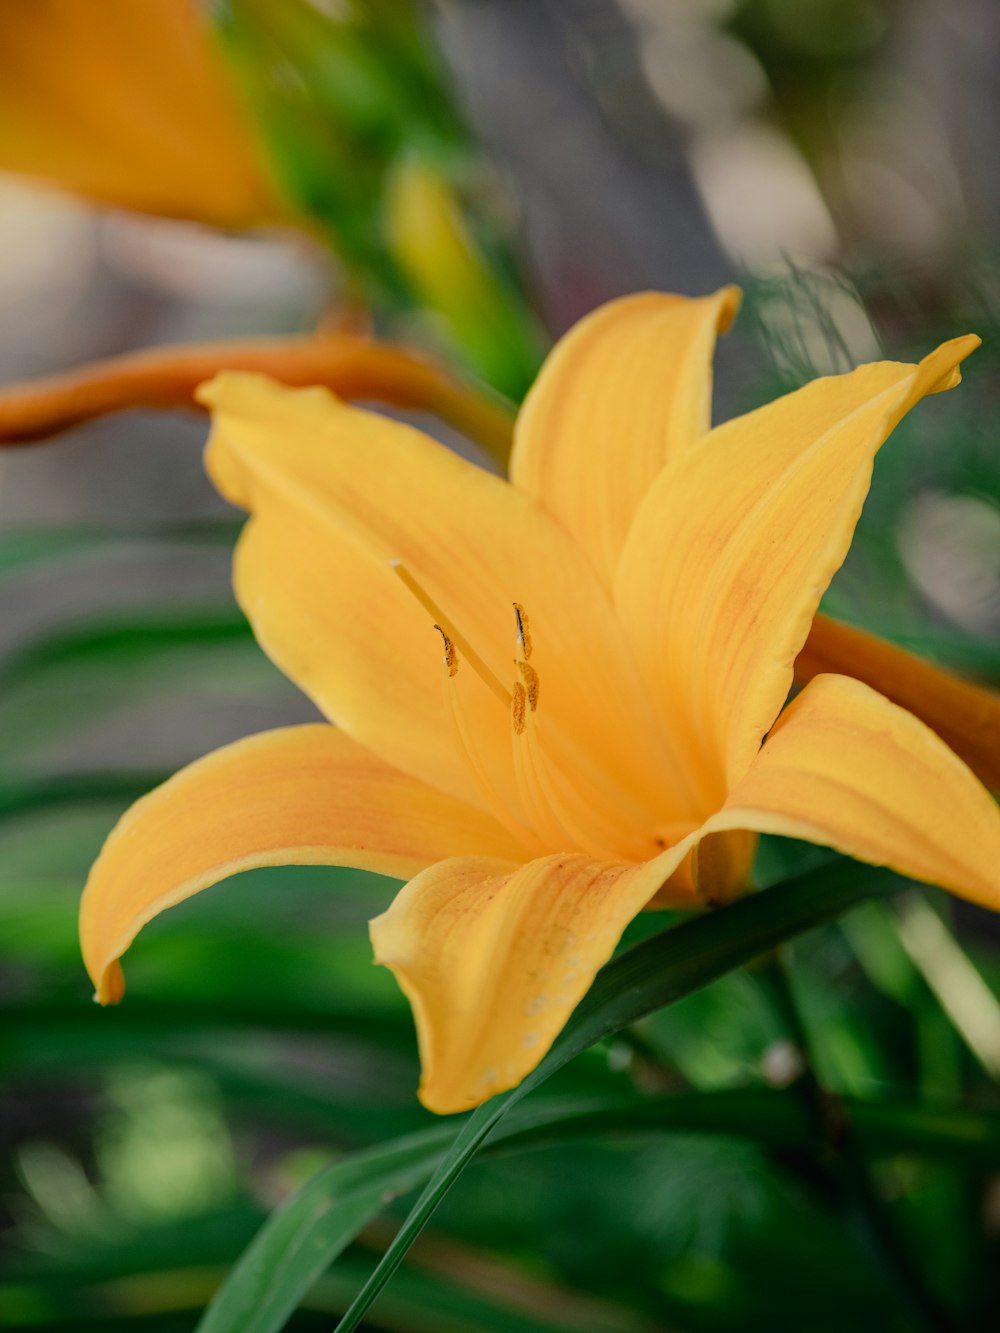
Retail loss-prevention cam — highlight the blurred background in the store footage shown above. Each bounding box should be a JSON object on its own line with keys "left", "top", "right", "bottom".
{"left": 2, "top": 1, "right": 1000, "bottom": 1329}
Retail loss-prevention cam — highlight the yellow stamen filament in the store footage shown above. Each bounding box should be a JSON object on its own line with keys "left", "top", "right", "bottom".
{"left": 518, "top": 703, "right": 652, "bottom": 859}
{"left": 391, "top": 560, "right": 510, "bottom": 707}
{"left": 514, "top": 598, "right": 689, "bottom": 835}
{"left": 436, "top": 639, "right": 543, "bottom": 852}
{"left": 508, "top": 606, "right": 582, "bottom": 849}
{"left": 509, "top": 603, "right": 665, "bottom": 860}
{"left": 511, "top": 706, "right": 576, "bottom": 851}
{"left": 508, "top": 606, "right": 619, "bottom": 856}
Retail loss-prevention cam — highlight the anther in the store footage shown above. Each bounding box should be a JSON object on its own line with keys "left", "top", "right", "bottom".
{"left": 434, "top": 625, "right": 459, "bottom": 677}
{"left": 512, "top": 681, "right": 527, "bottom": 736}
{"left": 518, "top": 659, "right": 540, "bottom": 711}
{"left": 513, "top": 603, "right": 532, "bottom": 660}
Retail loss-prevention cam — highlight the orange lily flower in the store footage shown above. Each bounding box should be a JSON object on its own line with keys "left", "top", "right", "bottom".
{"left": 1, "top": 329, "right": 996, "bottom": 786}
{"left": 0, "top": 0, "right": 287, "bottom": 228}
{"left": 79, "top": 289, "right": 1000, "bottom": 1113}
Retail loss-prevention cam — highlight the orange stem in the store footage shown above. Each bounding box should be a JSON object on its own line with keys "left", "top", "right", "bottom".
{"left": 798, "top": 614, "right": 1000, "bottom": 791}
{"left": 0, "top": 334, "right": 516, "bottom": 466}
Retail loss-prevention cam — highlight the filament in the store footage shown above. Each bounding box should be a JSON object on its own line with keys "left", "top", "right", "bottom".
{"left": 437, "top": 641, "right": 543, "bottom": 852}
{"left": 509, "top": 603, "right": 668, "bottom": 860}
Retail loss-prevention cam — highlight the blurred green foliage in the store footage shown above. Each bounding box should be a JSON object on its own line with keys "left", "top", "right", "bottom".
{"left": 213, "top": 0, "right": 545, "bottom": 398}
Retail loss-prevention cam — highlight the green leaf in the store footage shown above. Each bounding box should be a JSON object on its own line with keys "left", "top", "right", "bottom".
{"left": 196, "top": 1128, "right": 454, "bottom": 1333}
{"left": 0, "top": 610, "right": 279, "bottom": 769}
{"left": 199, "top": 1080, "right": 1000, "bottom": 1332}
{"left": 333, "top": 861, "right": 896, "bottom": 1332}
{"left": 0, "top": 610, "right": 251, "bottom": 688}
{"left": 10, "top": 1087, "right": 999, "bottom": 1331}
{"left": 198, "top": 860, "right": 895, "bottom": 1332}
{"left": 0, "top": 773, "right": 167, "bottom": 824}
{"left": 0, "top": 520, "right": 240, "bottom": 580}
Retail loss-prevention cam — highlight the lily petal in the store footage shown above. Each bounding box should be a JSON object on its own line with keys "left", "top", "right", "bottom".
{"left": 0, "top": 0, "right": 285, "bottom": 228}
{"left": 370, "top": 846, "right": 697, "bottom": 1114}
{"left": 510, "top": 289, "right": 740, "bottom": 588}
{"left": 200, "top": 373, "right": 692, "bottom": 819}
{"left": 81, "top": 724, "right": 528, "bottom": 1006}
{"left": 615, "top": 337, "right": 980, "bottom": 800}
{"left": 711, "top": 674, "right": 1000, "bottom": 911}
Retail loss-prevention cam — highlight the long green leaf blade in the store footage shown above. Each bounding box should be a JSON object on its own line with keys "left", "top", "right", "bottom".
{"left": 196, "top": 1129, "right": 455, "bottom": 1333}
{"left": 333, "top": 860, "right": 896, "bottom": 1332}
{"left": 197, "top": 860, "right": 896, "bottom": 1332}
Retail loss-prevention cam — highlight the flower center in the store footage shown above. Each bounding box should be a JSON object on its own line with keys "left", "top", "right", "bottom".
{"left": 390, "top": 559, "right": 680, "bottom": 862}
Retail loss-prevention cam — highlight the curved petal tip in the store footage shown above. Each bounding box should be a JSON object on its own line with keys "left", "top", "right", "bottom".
{"left": 917, "top": 334, "right": 981, "bottom": 396}
{"left": 94, "top": 959, "right": 125, "bottom": 1007}
{"left": 714, "top": 284, "right": 743, "bottom": 333}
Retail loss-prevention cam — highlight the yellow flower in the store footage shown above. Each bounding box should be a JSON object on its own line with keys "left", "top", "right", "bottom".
{"left": 0, "top": 0, "right": 287, "bottom": 228}
{"left": 79, "top": 289, "right": 1000, "bottom": 1113}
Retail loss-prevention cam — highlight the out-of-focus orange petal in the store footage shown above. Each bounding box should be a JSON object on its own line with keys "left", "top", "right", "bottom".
{"left": 81, "top": 723, "right": 529, "bottom": 1007}
{"left": 709, "top": 674, "right": 1000, "bottom": 911}
{"left": 510, "top": 289, "right": 740, "bottom": 588}
{"left": 798, "top": 614, "right": 1000, "bottom": 791}
{"left": 0, "top": 0, "right": 285, "bottom": 227}
{"left": 0, "top": 335, "right": 516, "bottom": 464}
{"left": 615, "top": 336, "right": 980, "bottom": 806}
{"left": 370, "top": 845, "right": 697, "bottom": 1113}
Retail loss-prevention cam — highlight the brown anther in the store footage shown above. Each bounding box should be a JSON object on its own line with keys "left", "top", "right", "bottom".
{"left": 517, "top": 659, "right": 540, "bottom": 711}
{"left": 434, "top": 625, "right": 459, "bottom": 677}
{"left": 512, "top": 681, "right": 528, "bottom": 736}
{"left": 513, "top": 603, "right": 532, "bottom": 660}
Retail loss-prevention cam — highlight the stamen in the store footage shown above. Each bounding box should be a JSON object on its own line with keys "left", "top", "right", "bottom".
{"left": 518, "top": 659, "right": 540, "bottom": 711}
{"left": 434, "top": 625, "right": 459, "bottom": 677}
{"left": 511, "top": 701, "right": 573, "bottom": 850}
{"left": 508, "top": 600, "right": 663, "bottom": 859}
{"left": 509, "top": 601, "right": 610, "bottom": 854}
{"left": 391, "top": 560, "right": 510, "bottom": 706}
{"left": 513, "top": 604, "right": 538, "bottom": 710}
{"left": 513, "top": 602, "right": 532, "bottom": 660}
{"left": 436, "top": 631, "right": 544, "bottom": 853}
{"left": 512, "top": 681, "right": 528, "bottom": 736}
{"left": 516, "top": 704, "right": 655, "bottom": 859}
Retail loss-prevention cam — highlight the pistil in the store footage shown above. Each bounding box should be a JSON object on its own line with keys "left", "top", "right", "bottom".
{"left": 391, "top": 560, "right": 511, "bottom": 707}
